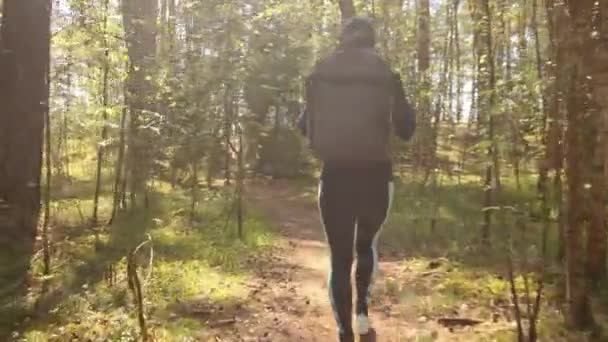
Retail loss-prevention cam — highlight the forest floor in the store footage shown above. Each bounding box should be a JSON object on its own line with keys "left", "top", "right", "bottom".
{"left": 196, "top": 178, "right": 530, "bottom": 342}
{"left": 4, "top": 175, "right": 597, "bottom": 341}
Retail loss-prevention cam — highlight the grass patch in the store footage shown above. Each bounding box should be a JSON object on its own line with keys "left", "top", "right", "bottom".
{"left": 286, "top": 170, "right": 546, "bottom": 265}
{"left": 373, "top": 257, "right": 596, "bottom": 341}
{"left": 381, "top": 174, "right": 553, "bottom": 264}
{"left": 4, "top": 181, "right": 275, "bottom": 341}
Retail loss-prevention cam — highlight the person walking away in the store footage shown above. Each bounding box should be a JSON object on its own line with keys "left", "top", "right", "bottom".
{"left": 298, "top": 16, "right": 416, "bottom": 342}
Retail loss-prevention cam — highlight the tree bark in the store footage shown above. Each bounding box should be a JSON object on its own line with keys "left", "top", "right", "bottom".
{"left": 564, "top": 1, "right": 596, "bottom": 327}
{"left": 585, "top": 0, "right": 608, "bottom": 284}
{"left": 338, "top": 0, "right": 356, "bottom": 21}
{"left": 93, "top": 0, "right": 110, "bottom": 224}
{"left": 565, "top": 69, "right": 595, "bottom": 329}
{"left": 223, "top": 84, "right": 234, "bottom": 185}
{"left": 454, "top": 0, "right": 463, "bottom": 122}
{"left": 236, "top": 115, "right": 245, "bottom": 240}
{"left": 0, "top": 0, "right": 52, "bottom": 290}
{"left": 545, "top": 0, "right": 567, "bottom": 263}
{"left": 532, "top": 0, "right": 552, "bottom": 258}
{"left": 416, "top": 0, "right": 431, "bottom": 173}
{"left": 470, "top": 0, "right": 499, "bottom": 246}
{"left": 122, "top": 0, "right": 158, "bottom": 208}
{"left": 56, "top": 56, "right": 72, "bottom": 178}
{"left": 189, "top": 161, "right": 199, "bottom": 224}
{"left": 110, "top": 106, "right": 128, "bottom": 225}
{"left": 43, "top": 76, "right": 52, "bottom": 277}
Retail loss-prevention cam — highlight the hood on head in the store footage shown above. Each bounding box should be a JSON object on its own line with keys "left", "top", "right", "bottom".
{"left": 340, "top": 16, "right": 376, "bottom": 49}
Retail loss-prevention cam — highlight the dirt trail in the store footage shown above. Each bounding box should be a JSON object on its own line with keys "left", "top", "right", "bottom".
{"left": 199, "top": 179, "right": 487, "bottom": 341}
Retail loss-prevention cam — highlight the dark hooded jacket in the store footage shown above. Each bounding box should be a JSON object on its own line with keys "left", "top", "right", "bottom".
{"left": 298, "top": 17, "right": 416, "bottom": 182}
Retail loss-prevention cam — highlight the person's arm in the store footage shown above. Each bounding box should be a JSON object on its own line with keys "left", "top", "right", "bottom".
{"left": 392, "top": 73, "right": 416, "bottom": 141}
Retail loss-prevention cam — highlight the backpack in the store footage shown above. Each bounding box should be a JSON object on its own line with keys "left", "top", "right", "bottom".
{"left": 305, "top": 47, "right": 395, "bottom": 162}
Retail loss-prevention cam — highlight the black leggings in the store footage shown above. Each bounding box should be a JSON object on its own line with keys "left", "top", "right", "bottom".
{"left": 319, "top": 175, "right": 392, "bottom": 335}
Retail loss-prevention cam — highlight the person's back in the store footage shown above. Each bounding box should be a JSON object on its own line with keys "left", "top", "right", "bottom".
{"left": 298, "top": 17, "right": 416, "bottom": 342}
{"left": 306, "top": 46, "right": 394, "bottom": 162}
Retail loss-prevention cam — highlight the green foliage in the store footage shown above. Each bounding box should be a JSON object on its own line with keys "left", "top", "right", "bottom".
{"left": 381, "top": 174, "right": 542, "bottom": 261}
{"left": 10, "top": 181, "right": 275, "bottom": 341}
{"left": 257, "top": 129, "right": 311, "bottom": 178}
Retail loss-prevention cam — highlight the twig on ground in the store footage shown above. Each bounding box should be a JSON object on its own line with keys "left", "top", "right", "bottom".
{"left": 127, "top": 235, "right": 154, "bottom": 342}
{"left": 208, "top": 318, "right": 237, "bottom": 328}
{"left": 437, "top": 317, "right": 484, "bottom": 327}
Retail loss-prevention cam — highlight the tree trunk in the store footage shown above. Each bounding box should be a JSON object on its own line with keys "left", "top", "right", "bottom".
{"left": 564, "top": 1, "right": 596, "bottom": 326}
{"left": 531, "top": 0, "right": 552, "bottom": 257}
{"left": 110, "top": 106, "right": 128, "bottom": 225}
{"left": 446, "top": 0, "right": 456, "bottom": 123}
{"left": 545, "top": 0, "right": 567, "bottom": 263}
{"left": 565, "top": 69, "right": 595, "bottom": 329}
{"left": 416, "top": 0, "right": 431, "bottom": 173}
{"left": 505, "top": 14, "right": 523, "bottom": 192}
{"left": 471, "top": 0, "right": 499, "bottom": 246}
{"left": 122, "top": 0, "right": 158, "bottom": 208}
{"left": 93, "top": 0, "right": 110, "bottom": 225}
{"left": 190, "top": 161, "right": 199, "bottom": 224}
{"left": 467, "top": 0, "right": 482, "bottom": 132}
{"left": 440, "top": 1, "right": 452, "bottom": 121}
{"left": 56, "top": 56, "right": 72, "bottom": 178}
{"left": 585, "top": 0, "right": 608, "bottom": 284}
{"left": 338, "top": 0, "right": 356, "bottom": 21}
{"left": 433, "top": 1, "right": 451, "bottom": 161}
{"left": 236, "top": 119, "right": 245, "bottom": 240}
{"left": 224, "top": 84, "right": 234, "bottom": 185}
{"left": 587, "top": 114, "right": 607, "bottom": 283}
{"left": 0, "top": 0, "right": 52, "bottom": 290}
{"left": 454, "top": 0, "right": 462, "bottom": 122}
{"left": 43, "top": 78, "right": 52, "bottom": 276}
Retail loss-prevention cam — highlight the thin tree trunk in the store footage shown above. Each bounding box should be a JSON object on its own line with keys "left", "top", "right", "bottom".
{"left": 439, "top": 1, "right": 452, "bottom": 121}
{"left": 120, "top": 157, "right": 129, "bottom": 210}
{"left": 417, "top": 0, "right": 431, "bottom": 173}
{"left": 472, "top": 0, "right": 499, "bottom": 246}
{"left": 92, "top": 0, "right": 110, "bottom": 225}
{"left": 455, "top": 0, "right": 463, "bottom": 122}
{"left": 468, "top": 0, "right": 482, "bottom": 133}
{"left": 62, "top": 74, "right": 71, "bottom": 179}
{"left": 446, "top": 0, "right": 456, "bottom": 123}
{"left": 190, "top": 161, "right": 199, "bottom": 224}
{"left": 57, "top": 55, "right": 72, "bottom": 178}
{"left": 485, "top": 0, "right": 500, "bottom": 193}
{"left": 530, "top": 0, "right": 553, "bottom": 259}
{"left": 110, "top": 105, "right": 128, "bottom": 225}
{"left": 495, "top": 0, "right": 506, "bottom": 80}
{"left": 533, "top": 0, "right": 548, "bottom": 141}
{"left": 432, "top": 2, "right": 452, "bottom": 165}
{"left": 224, "top": 84, "right": 233, "bottom": 185}
{"left": 43, "top": 76, "right": 52, "bottom": 276}
{"left": 236, "top": 123, "right": 245, "bottom": 240}
{"left": 545, "top": 0, "right": 567, "bottom": 263}
{"left": 505, "top": 17, "right": 523, "bottom": 191}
